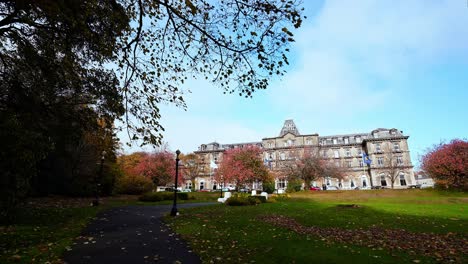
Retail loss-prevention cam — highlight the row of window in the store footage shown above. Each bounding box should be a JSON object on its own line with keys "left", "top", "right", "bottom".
{"left": 374, "top": 142, "right": 401, "bottom": 152}
{"left": 266, "top": 138, "right": 314, "bottom": 148}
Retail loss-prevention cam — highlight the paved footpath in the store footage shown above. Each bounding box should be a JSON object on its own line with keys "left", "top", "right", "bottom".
{"left": 64, "top": 203, "right": 215, "bottom": 264}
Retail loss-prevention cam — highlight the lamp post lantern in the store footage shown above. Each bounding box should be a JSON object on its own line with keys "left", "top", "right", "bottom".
{"left": 93, "top": 150, "right": 106, "bottom": 206}
{"left": 170, "top": 149, "right": 181, "bottom": 216}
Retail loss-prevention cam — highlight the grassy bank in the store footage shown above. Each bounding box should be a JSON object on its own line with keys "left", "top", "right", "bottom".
{"left": 166, "top": 189, "right": 467, "bottom": 263}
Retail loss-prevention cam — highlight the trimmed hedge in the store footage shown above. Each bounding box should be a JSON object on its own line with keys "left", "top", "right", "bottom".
{"left": 249, "top": 195, "right": 267, "bottom": 203}
{"left": 226, "top": 196, "right": 254, "bottom": 206}
{"left": 225, "top": 195, "right": 267, "bottom": 206}
{"left": 139, "top": 191, "right": 190, "bottom": 202}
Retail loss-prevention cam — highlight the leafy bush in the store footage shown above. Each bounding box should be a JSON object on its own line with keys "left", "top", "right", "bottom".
{"left": 275, "top": 194, "right": 290, "bottom": 202}
{"left": 262, "top": 181, "right": 276, "bottom": 194}
{"left": 115, "top": 175, "right": 153, "bottom": 195}
{"left": 139, "top": 191, "right": 189, "bottom": 202}
{"left": 286, "top": 179, "right": 302, "bottom": 193}
{"left": 226, "top": 196, "right": 255, "bottom": 206}
{"left": 248, "top": 195, "right": 267, "bottom": 203}
{"left": 177, "top": 192, "right": 189, "bottom": 200}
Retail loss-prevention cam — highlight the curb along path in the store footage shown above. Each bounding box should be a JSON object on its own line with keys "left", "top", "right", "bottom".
{"left": 64, "top": 203, "right": 215, "bottom": 264}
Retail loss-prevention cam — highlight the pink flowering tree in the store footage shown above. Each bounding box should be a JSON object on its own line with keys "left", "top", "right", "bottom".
{"left": 127, "top": 151, "right": 183, "bottom": 187}
{"left": 421, "top": 139, "right": 467, "bottom": 190}
{"left": 215, "top": 146, "right": 270, "bottom": 189}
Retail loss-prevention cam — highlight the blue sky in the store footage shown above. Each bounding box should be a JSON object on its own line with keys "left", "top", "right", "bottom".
{"left": 122, "top": 0, "right": 468, "bottom": 168}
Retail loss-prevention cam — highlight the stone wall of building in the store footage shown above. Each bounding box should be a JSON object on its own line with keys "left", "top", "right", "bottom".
{"left": 191, "top": 120, "right": 415, "bottom": 191}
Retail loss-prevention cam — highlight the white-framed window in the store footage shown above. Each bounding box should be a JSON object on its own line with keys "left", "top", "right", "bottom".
{"left": 377, "top": 157, "right": 384, "bottom": 166}
{"left": 356, "top": 136, "right": 361, "bottom": 143}
{"left": 344, "top": 137, "right": 349, "bottom": 144}
{"left": 347, "top": 161, "right": 352, "bottom": 168}
{"left": 399, "top": 173, "right": 407, "bottom": 186}
{"left": 334, "top": 150, "right": 339, "bottom": 158}
{"left": 280, "top": 152, "right": 285, "bottom": 160}
{"left": 287, "top": 139, "right": 293, "bottom": 146}
{"left": 306, "top": 138, "right": 312, "bottom": 145}
{"left": 375, "top": 143, "right": 381, "bottom": 153}
{"left": 362, "top": 175, "right": 367, "bottom": 187}
{"left": 359, "top": 160, "right": 364, "bottom": 167}
{"left": 333, "top": 138, "right": 337, "bottom": 144}
{"left": 380, "top": 175, "right": 387, "bottom": 186}
{"left": 358, "top": 149, "right": 362, "bottom": 156}
{"left": 396, "top": 156, "right": 403, "bottom": 165}
{"left": 322, "top": 150, "right": 327, "bottom": 158}
{"left": 277, "top": 178, "right": 287, "bottom": 189}
{"left": 393, "top": 142, "right": 400, "bottom": 152}
{"left": 346, "top": 148, "right": 351, "bottom": 157}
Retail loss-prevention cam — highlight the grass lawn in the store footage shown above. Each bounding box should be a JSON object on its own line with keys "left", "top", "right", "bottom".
{"left": 166, "top": 189, "right": 468, "bottom": 264}
{"left": 0, "top": 192, "right": 218, "bottom": 263}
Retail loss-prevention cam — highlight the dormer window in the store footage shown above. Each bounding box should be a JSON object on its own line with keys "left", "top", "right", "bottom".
{"left": 375, "top": 143, "right": 382, "bottom": 152}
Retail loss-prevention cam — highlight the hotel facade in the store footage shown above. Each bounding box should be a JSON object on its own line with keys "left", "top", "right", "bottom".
{"left": 190, "top": 120, "right": 415, "bottom": 191}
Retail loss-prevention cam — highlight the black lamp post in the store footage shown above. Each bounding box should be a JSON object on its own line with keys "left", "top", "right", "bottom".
{"left": 93, "top": 150, "right": 106, "bottom": 206}
{"left": 219, "top": 175, "right": 224, "bottom": 198}
{"left": 170, "top": 150, "right": 181, "bottom": 216}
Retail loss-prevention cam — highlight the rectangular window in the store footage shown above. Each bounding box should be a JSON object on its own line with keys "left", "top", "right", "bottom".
{"left": 333, "top": 138, "right": 337, "bottom": 144}
{"left": 322, "top": 150, "right": 327, "bottom": 158}
{"left": 396, "top": 156, "right": 403, "bottom": 165}
{"left": 399, "top": 174, "right": 407, "bottom": 186}
{"left": 375, "top": 143, "right": 381, "bottom": 153}
{"left": 393, "top": 142, "right": 400, "bottom": 152}
{"left": 344, "top": 137, "right": 349, "bottom": 144}
{"left": 346, "top": 148, "right": 351, "bottom": 157}
{"left": 377, "top": 157, "right": 384, "bottom": 166}
{"left": 358, "top": 149, "right": 362, "bottom": 156}
{"left": 381, "top": 176, "right": 387, "bottom": 186}
{"left": 347, "top": 161, "right": 352, "bottom": 168}
{"left": 359, "top": 160, "right": 364, "bottom": 167}
{"left": 334, "top": 150, "right": 339, "bottom": 158}
{"left": 356, "top": 136, "right": 361, "bottom": 143}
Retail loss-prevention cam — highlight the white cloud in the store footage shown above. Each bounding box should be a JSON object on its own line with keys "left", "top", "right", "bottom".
{"left": 120, "top": 0, "right": 468, "bottom": 154}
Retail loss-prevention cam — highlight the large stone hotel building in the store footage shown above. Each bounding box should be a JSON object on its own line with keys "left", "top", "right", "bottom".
{"left": 190, "top": 120, "right": 415, "bottom": 191}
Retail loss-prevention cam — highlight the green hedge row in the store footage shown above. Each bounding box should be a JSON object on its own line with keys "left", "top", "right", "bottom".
{"left": 225, "top": 195, "right": 267, "bottom": 206}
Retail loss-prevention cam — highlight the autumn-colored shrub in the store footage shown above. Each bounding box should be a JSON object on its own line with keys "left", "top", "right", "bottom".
{"left": 421, "top": 139, "right": 468, "bottom": 190}
{"left": 115, "top": 175, "right": 153, "bottom": 195}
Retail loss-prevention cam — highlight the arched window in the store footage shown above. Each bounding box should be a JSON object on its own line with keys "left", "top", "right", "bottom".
{"left": 200, "top": 181, "right": 205, "bottom": 190}
{"left": 399, "top": 173, "right": 407, "bottom": 186}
